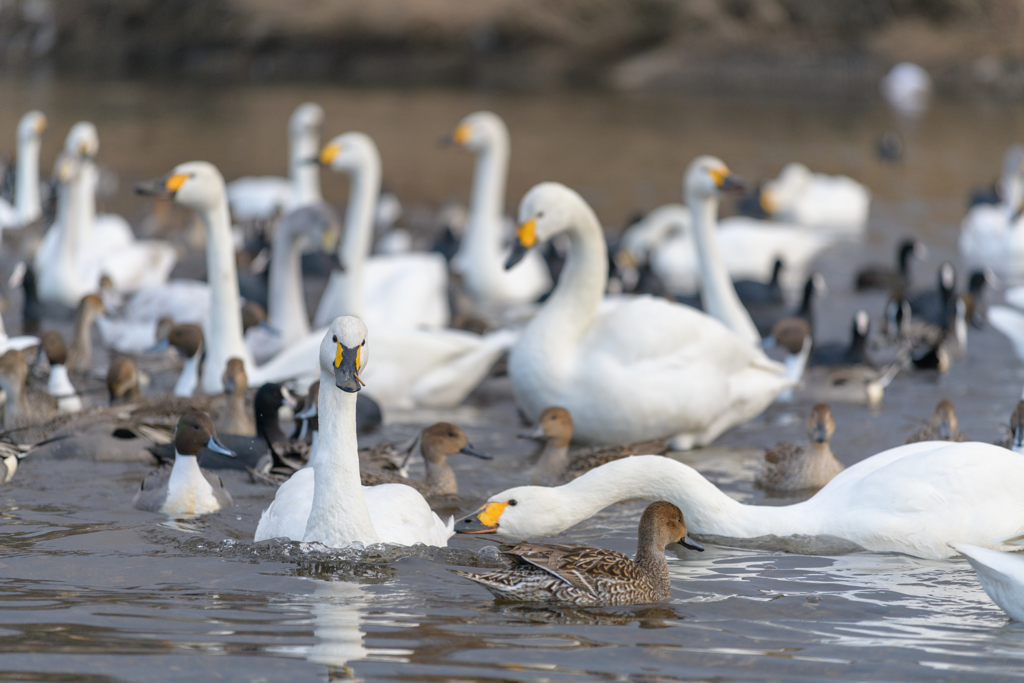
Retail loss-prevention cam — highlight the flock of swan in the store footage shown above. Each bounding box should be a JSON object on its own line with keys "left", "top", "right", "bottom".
{"left": 0, "top": 95, "right": 1022, "bottom": 613}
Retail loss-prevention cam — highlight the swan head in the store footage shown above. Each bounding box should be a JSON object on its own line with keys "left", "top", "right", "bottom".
{"left": 64, "top": 122, "right": 98, "bottom": 159}
{"left": 506, "top": 182, "right": 581, "bottom": 269}
{"left": 134, "top": 161, "right": 226, "bottom": 211}
{"left": 456, "top": 486, "right": 565, "bottom": 539}
{"left": 444, "top": 111, "right": 508, "bottom": 152}
{"left": 320, "top": 317, "right": 368, "bottom": 394}
{"left": 761, "top": 162, "right": 811, "bottom": 213}
{"left": 318, "top": 132, "right": 380, "bottom": 174}
{"left": 684, "top": 156, "right": 745, "bottom": 201}
{"left": 17, "top": 111, "right": 46, "bottom": 142}
{"left": 289, "top": 102, "right": 324, "bottom": 137}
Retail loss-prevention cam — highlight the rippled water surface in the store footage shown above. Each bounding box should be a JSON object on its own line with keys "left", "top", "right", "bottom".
{"left": 1, "top": 77, "right": 1024, "bottom": 681}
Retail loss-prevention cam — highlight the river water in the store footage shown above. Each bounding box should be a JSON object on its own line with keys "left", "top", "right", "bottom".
{"left": 0, "top": 76, "right": 1023, "bottom": 681}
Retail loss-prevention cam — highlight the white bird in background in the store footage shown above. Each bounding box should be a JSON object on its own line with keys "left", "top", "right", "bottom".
{"left": 0, "top": 110, "right": 46, "bottom": 229}
{"left": 880, "top": 62, "right": 932, "bottom": 118}
{"left": 226, "top": 102, "right": 325, "bottom": 220}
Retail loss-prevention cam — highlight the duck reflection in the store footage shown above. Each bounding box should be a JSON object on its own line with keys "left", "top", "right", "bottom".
{"left": 490, "top": 602, "right": 682, "bottom": 629}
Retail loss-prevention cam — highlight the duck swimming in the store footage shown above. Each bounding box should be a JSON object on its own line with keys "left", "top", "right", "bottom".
{"left": 756, "top": 403, "right": 843, "bottom": 492}
{"left": 253, "top": 317, "right": 455, "bottom": 547}
{"left": 454, "top": 501, "right": 702, "bottom": 606}
{"left": 504, "top": 160, "right": 791, "bottom": 449}
{"left": 993, "top": 399, "right": 1024, "bottom": 453}
{"left": 905, "top": 399, "right": 969, "bottom": 444}
{"left": 218, "top": 358, "right": 254, "bottom": 436}
{"left": 457, "top": 440, "right": 1024, "bottom": 560}
{"left": 133, "top": 411, "right": 235, "bottom": 516}
{"left": 0, "top": 348, "right": 55, "bottom": 429}
{"left": 854, "top": 239, "right": 928, "bottom": 292}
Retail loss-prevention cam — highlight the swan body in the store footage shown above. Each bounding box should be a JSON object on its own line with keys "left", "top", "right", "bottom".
{"left": 35, "top": 122, "right": 176, "bottom": 307}
{"left": 445, "top": 112, "right": 552, "bottom": 320}
{"left": 0, "top": 111, "right": 46, "bottom": 228}
{"left": 986, "top": 305, "right": 1024, "bottom": 362}
{"left": 955, "top": 543, "right": 1024, "bottom": 621}
{"left": 226, "top": 103, "right": 324, "bottom": 220}
{"left": 958, "top": 145, "right": 1024, "bottom": 280}
{"left": 460, "top": 443, "right": 1024, "bottom": 560}
{"left": 506, "top": 162, "right": 790, "bottom": 449}
{"left": 312, "top": 132, "right": 449, "bottom": 331}
{"left": 619, "top": 204, "right": 832, "bottom": 296}
{"left": 881, "top": 62, "right": 931, "bottom": 118}
{"left": 253, "top": 317, "right": 453, "bottom": 547}
{"left": 760, "top": 163, "right": 871, "bottom": 236}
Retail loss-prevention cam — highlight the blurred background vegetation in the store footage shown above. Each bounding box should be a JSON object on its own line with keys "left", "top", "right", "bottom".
{"left": 2, "top": 0, "right": 1023, "bottom": 97}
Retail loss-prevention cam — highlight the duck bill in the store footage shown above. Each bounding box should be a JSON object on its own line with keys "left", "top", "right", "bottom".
{"left": 280, "top": 386, "right": 298, "bottom": 409}
{"left": 680, "top": 534, "right": 704, "bottom": 552}
{"left": 456, "top": 501, "right": 507, "bottom": 534}
{"left": 144, "top": 338, "right": 171, "bottom": 353}
{"left": 459, "top": 443, "right": 492, "bottom": 460}
{"left": 1014, "top": 423, "right": 1024, "bottom": 452}
{"left": 812, "top": 423, "right": 828, "bottom": 443}
{"left": 206, "top": 435, "right": 236, "bottom": 458}
{"left": 294, "top": 401, "right": 318, "bottom": 420}
{"left": 517, "top": 422, "right": 546, "bottom": 441}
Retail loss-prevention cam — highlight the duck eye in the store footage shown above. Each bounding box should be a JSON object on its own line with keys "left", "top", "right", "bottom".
{"left": 508, "top": 499, "right": 518, "bottom": 506}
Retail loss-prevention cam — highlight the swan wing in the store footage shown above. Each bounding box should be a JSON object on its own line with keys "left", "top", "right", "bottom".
{"left": 363, "top": 252, "right": 450, "bottom": 330}
{"left": 124, "top": 281, "right": 211, "bottom": 323}
{"left": 364, "top": 483, "right": 453, "bottom": 546}
{"left": 954, "top": 544, "right": 1024, "bottom": 622}
{"left": 226, "top": 176, "right": 292, "bottom": 221}
{"left": 254, "top": 467, "right": 315, "bottom": 542}
{"left": 987, "top": 305, "right": 1024, "bottom": 362}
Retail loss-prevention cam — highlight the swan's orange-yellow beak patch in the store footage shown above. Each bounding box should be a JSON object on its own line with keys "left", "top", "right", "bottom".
{"left": 320, "top": 141, "right": 341, "bottom": 165}
{"left": 708, "top": 165, "right": 730, "bottom": 188}
{"left": 456, "top": 501, "right": 508, "bottom": 534}
{"left": 166, "top": 173, "right": 188, "bottom": 193}
{"left": 334, "top": 342, "right": 344, "bottom": 368}
{"left": 34, "top": 115, "right": 46, "bottom": 134}
{"left": 760, "top": 189, "right": 777, "bottom": 214}
{"left": 517, "top": 218, "right": 538, "bottom": 248}
{"left": 453, "top": 124, "right": 472, "bottom": 146}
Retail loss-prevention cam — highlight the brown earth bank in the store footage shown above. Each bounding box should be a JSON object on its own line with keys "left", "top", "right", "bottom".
{"left": 3, "top": 0, "right": 1024, "bottom": 98}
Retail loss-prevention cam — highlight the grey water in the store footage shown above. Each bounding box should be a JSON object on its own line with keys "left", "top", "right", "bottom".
{"left": 1, "top": 76, "right": 1024, "bottom": 681}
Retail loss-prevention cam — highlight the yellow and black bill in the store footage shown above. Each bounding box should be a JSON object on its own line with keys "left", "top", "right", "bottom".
{"left": 505, "top": 217, "right": 538, "bottom": 270}
{"left": 455, "top": 501, "right": 508, "bottom": 534}
{"left": 134, "top": 172, "right": 188, "bottom": 199}
{"left": 332, "top": 338, "right": 364, "bottom": 393}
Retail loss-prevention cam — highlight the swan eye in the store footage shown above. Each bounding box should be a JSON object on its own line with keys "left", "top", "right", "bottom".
{"left": 361, "top": 340, "right": 366, "bottom": 347}
{"left": 332, "top": 335, "right": 338, "bottom": 343}
{"left": 508, "top": 499, "right": 518, "bottom": 506}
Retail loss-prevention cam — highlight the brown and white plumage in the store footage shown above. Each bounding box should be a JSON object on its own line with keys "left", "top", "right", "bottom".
{"left": 524, "top": 406, "right": 668, "bottom": 486}
{"left": 0, "top": 349, "right": 56, "bottom": 430}
{"left": 756, "top": 403, "right": 844, "bottom": 491}
{"left": 994, "top": 400, "right": 1024, "bottom": 452}
{"left": 906, "top": 399, "right": 969, "bottom": 444}
{"left": 453, "top": 501, "right": 702, "bottom": 606}
{"left": 218, "top": 357, "right": 255, "bottom": 436}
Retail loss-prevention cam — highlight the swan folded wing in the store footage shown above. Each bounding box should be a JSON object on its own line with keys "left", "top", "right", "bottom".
{"left": 500, "top": 542, "right": 639, "bottom": 592}
{"left": 123, "top": 281, "right": 211, "bottom": 323}
{"left": 832, "top": 443, "right": 1024, "bottom": 557}
{"left": 254, "top": 468, "right": 315, "bottom": 542}
{"left": 363, "top": 483, "right": 453, "bottom": 546}
{"left": 363, "top": 252, "right": 450, "bottom": 330}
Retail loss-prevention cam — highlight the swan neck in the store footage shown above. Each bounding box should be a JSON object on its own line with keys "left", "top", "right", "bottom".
{"left": 198, "top": 197, "right": 250, "bottom": 393}
{"left": 267, "top": 220, "right": 311, "bottom": 343}
{"left": 689, "top": 195, "right": 761, "bottom": 345}
{"left": 74, "top": 159, "right": 98, "bottom": 245}
{"left": 290, "top": 131, "right": 322, "bottom": 206}
{"left": 336, "top": 152, "right": 381, "bottom": 320}
{"left": 462, "top": 135, "right": 509, "bottom": 261}
{"left": 16, "top": 136, "right": 40, "bottom": 223}
{"left": 304, "top": 377, "right": 378, "bottom": 545}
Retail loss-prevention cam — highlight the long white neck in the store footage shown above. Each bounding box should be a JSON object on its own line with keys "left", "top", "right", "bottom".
{"left": 520, "top": 456, "right": 811, "bottom": 539}
{"left": 55, "top": 173, "right": 80, "bottom": 276}
{"left": 303, "top": 376, "right": 379, "bottom": 545}
{"left": 266, "top": 219, "right": 311, "bottom": 345}
{"left": 334, "top": 151, "right": 381, "bottom": 321}
{"left": 689, "top": 195, "right": 761, "bottom": 345}
{"left": 458, "top": 130, "right": 509, "bottom": 270}
{"left": 197, "top": 197, "right": 253, "bottom": 393}
{"left": 16, "top": 136, "right": 41, "bottom": 224}
{"left": 174, "top": 348, "right": 201, "bottom": 397}
{"left": 73, "top": 157, "right": 98, "bottom": 246}
{"left": 290, "top": 130, "right": 321, "bottom": 206}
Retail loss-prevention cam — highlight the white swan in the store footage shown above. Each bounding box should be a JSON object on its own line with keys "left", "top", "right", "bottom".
{"left": 959, "top": 146, "right": 1024, "bottom": 281}
{"left": 226, "top": 102, "right": 323, "bottom": 220}
{"left": 35, "top": 122, "right": 177, "bottom": 307}
{"left": 0, "top": 111, "right": 46, "bottom": 228}
{"left": 253, "top": 317, "right": 453, "bottom": 547}
{"left": 505, "top": 159, "right": 791, "bottom": 449}
{"left": 618, "top": 204, "right": 832, "bottom": 296}
{"left": 955, "top": 539, "right": 1024, "bottom": 621}
{"left": 759, "top": 162, "right": 871, "bottom": 237}
{"left": 444, "top": 111, "right": 552, "bottom": 321}
{"left": 312, "top": 132, "right": 449, "bottom": 331}
{"left": 881, "top": 62, "right": 931, "bottom": 118}
{"left": 458, "top": 443, "right": 1024, "bottom": 560}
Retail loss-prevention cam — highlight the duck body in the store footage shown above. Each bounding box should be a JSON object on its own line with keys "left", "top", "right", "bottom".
{"left": 955, "top": 543, "right": 1024, "bottom": 622}
{"left": 253, "top": 318, "right": 454, "bottom": 547}
{"left": 459, "top": 443, "right": 1024, "bottom": 560}
{"left": 756, "top": 403, "right": 843, "bottom": 491}
{"left": 508, "top": 172, "right": 789, "bottom": 448}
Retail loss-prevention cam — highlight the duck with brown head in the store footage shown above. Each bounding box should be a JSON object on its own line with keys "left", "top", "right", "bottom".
{"left": 0, "top": 348, "right": 56, "bottom": 429}
{"left": 40, "top": 331, "right": 81, "bottom": 414}
{"left": 66, "top": 294, "right": 104, "bottom": 373}
{"left": 133, "top": 411, "right": 235, "bottom": 516}
{"left": 219, "top": 358, "right": 254, "bottom": 436}
{"left": 906, "top": 399, "right": 969, "bottom": 444}
{"left": 994, "top": 400, "right": 1024, "bottom": 454}
{"left": 453, "top": 501, "right": 702, "bottom": 606}
{"left": 756, "top": 403, "right": 844, "bottom": 492}
{"left": 106, "top": 355, "right": 140, "bottom": 405}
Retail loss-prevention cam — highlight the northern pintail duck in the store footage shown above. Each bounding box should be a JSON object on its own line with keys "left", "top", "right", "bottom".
{"left": 107, "top": 355, "right": 141, "bottom": 405}
{"left": 40, "top": 331, "right": 82, "bottom": 413}
{"left": 0, "top": 349, "right": 55, "bottom": 429}
{"left": 360, "top": 422, "right": 491, "bottom": 497}
{"left": 910, "top": 262, "right": 957, "bottom": 327}
{"left": 454, "top": 501, "right": 702, "bottom": 605}
{"left": 133, "top": 411, "right": 235, "bottom": 516}
{"left": 218, "top": 358, "right": 255, "bottom": 436}
{"left": 993, "top": 400, "right": 1024, "bottom": 453}
{"left": 66, "top": 294, "right": 104, "bottom": 373}
{"left": 522, "top": 406, "right": 668, "bottom": 486}
{"left": 905, "top": 399, "right": 969, "bottom": 444}
{"left": 756, "top": 403, "right": 844, "bottom": 492}
{"left": 160, "top": 323, "right": 203, "bottom": 397}
{"left": 854, "top": 239, "right": 927, "bottom": 292}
